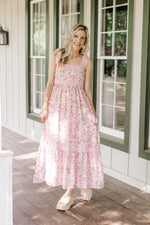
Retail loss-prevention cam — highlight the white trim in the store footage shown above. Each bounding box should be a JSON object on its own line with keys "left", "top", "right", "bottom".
{"left": 102, "top": 3, "right": 128, "bottom": 10}
{"left": 30, "top": 0, "right": 46, "bottom": 113}
{"left": 61, "top": 12, "right": 80, "bottom": 17}
{"left": 0, "top": 150, "right": 13, "bottom": 158}
{"left": 104, "top": 166, "right": 150, "bottom": 194}
{"left": 98, "top": 56, "right": 127, "bottom": 59}
{"left": 100, "top": 125, "right": 124, "bottom": 139}
{"left": 34, "top": 108, "right": 41, "bottom": 114}
{"left": 33, "top": 58, "right": 36, "bottom": 112}
{"left": 112, "top": 1, "right": 115, "bottom": 56}
{"left": 31, "top": 0, "right": 45, "bottom": 4}
{"left": 102, "top": 103, "right": 125, "bottom": 110}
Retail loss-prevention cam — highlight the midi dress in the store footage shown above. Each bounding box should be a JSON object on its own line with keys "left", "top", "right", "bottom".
{"left": 33, "top": 52, "right": 104, "bottom": 189}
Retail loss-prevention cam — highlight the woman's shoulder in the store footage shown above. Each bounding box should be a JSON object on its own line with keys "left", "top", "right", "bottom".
{"left": 82, "top": 53, "right": 92, "bottom": 68}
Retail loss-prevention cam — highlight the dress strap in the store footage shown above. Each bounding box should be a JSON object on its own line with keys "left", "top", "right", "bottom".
{"left": 80, "top": 53, "right": 88, "bottom": 68}
{"left": 56, "top": 51, "right": 62, "bottom": 67}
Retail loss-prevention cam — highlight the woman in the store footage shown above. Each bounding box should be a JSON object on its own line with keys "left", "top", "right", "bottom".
{"left": 33, "top": 24, "right": 104, "bottom": 210}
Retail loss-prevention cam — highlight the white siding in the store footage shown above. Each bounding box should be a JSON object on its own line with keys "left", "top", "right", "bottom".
{"left": 101, "top": 144, "right": 112, "bottom": 167}
{"left": 0, "top": 0, "right": 150, "bottom": 193}
{"left": 0, "top": 0, "right": 43, "bottom": 141}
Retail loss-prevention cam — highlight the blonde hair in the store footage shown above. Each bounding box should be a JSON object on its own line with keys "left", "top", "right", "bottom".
{"left": 55, "top": 24, "right": 89, "bottom": 65}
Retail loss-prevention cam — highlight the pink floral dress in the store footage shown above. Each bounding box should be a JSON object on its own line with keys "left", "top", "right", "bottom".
{"left": 33, "top": 52, "right": 104, "bottom": 189}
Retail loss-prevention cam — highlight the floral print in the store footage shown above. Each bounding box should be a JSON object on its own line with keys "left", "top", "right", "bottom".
{"left": 33, "top": 53, "right": 104, "bottom": 189}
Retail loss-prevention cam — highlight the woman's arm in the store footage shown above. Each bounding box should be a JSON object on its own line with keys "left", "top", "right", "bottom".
{"left": 40, "top": 53, "right": 56, "bottom": 123}
{"left": 83, "top": 58, "right": 98, "bottom": 124}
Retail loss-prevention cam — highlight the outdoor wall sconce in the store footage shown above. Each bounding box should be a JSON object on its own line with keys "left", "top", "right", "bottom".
{"left": 0, "top": 26, "right": 9, "bottom": 45}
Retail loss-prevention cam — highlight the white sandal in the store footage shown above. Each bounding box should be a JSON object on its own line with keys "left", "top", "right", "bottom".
{"left": 56, "top": 194, "right": 74, "bottom": 211}
{"left": 80, "top": 188, "right": 92, "bottom": 201}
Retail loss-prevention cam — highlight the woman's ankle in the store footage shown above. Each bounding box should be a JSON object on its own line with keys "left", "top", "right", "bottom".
{"left": 65, "top": 188, "right": 74, "bottom": 196}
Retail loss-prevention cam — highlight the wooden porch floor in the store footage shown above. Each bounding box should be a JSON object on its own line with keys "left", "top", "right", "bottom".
{"left": 2, "top": 127, "right": 150, "bottom": 225}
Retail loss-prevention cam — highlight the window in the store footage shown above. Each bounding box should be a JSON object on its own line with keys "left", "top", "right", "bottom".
{"left": 59, "top": 0, "right": 82, "bottom": 47}
{"left": 30, "top": 0, "right": 47, "bottom": 114}
{"left": 91, "top": 0, "right": 133, "bottom": 151}
{"left": 139, "top": 0, "right": 150, "bottom": 160}
{"left": 26, "top": 0, "right": 48, "bottom": 120}
{"left": 98, "top": 0, "right": 128, "bottom": 139}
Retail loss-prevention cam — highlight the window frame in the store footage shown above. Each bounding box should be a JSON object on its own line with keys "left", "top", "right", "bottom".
{"left": 53, "top": 0, "right": 84, "bottom": 51}
{"left": 139, "top": 0, "right": 150, "bottom": 160}
{"left": 25, "top": 0, "right": 49, "bottom": 122}
{"left": 26, "top": 0, "right": 84, "bottom": 122}
{"left": 59, "top": 0, "right": 82, "bottom": 47}
{"left": 90, "top": 0, "right": 134, "bottom": 152}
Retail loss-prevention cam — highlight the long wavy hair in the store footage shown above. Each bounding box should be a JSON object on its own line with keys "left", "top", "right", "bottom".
{"left": 55, "top": 24, "right": 89, "bottom": 65}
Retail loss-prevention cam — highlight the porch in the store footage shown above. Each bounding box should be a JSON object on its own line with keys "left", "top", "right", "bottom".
{"left": 2, "top": 127, "right": 150, "bottom": 225}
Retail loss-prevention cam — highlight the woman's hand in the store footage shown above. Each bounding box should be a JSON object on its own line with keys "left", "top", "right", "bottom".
{"left": 40, "top": 108, "right": 48, "bottom": 123}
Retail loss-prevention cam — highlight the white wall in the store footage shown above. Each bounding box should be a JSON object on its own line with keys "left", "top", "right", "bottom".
{"left": 0, "top": 0, "right": 150, "bottom": 192}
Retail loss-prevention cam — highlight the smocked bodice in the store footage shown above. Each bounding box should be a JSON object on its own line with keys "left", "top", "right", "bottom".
{"left": 54, "top": 52, "right": 88, "bottom": 88}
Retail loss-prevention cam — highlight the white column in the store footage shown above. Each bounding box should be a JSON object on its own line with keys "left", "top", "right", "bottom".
{"left": 0, "top": 88, "right": 2, "bottom": 151}
{"left": 0, "top": 92, "right": 13, "bottom": 224}
{"left": 0, "top": 150, "right": 13, "bottom": 225}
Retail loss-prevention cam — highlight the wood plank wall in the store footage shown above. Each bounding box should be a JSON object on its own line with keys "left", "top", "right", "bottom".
{"left": 0, "top": 0, "right": 43, "bottom": 142}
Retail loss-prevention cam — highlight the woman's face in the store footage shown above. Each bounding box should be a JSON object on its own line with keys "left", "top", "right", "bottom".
{"left": 71, "top": 29, "right": 86, "bottom": 52}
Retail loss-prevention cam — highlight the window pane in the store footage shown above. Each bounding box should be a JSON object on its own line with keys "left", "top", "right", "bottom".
{"left": 103, "top": 59, "right": 115, "bottom": 81}
{"left": 40, "top": 21, "right": 46, "bottom": 56}
{"left": 33, "top": 3, "right": 38, "bottom": 20}
{"left": 71, "top": 14, "right": 80, "bottom": 27}
{"left": 117, "top": 60, "right": 126, "bottom": 82}
{"left": 116, "top": 0, "right": 128, "bottom": 5}
{"left": 30, "top": 59, "right": 34, "bottom": 111}
{"left": 33, "top": 21, "right": 39, "bottom": 56}
{"left": 101, "top": 33, "right": 112, "bottom": 56}
{"left": 62, "top": 0, "right": 70, "bottom": 15}
{"left": 35, "top": 59, "right": 41, "bottom": 74}
{"left": 102, "top": 0, "right": 113, "bottom": 7}
{"left": 71, "top": 0, "right": 80, "bottom": 13}
{"left": 115, "top": 32, "right": 126, "bottom": 56}
{"left": 115, "top": 6, "right": 127, "bottom": 31}
{"left": 102, "top": 105, "right": 113, "bottom": 128}
{"left": 33, "top": 21, "right": 39, "bottom": 39}
{"left": 40, "top": 1, "right": 46, "bottom": 19}
{"left": 42, "top": 76, "right": 45, "bottom": 92}
{"left": 36, "top": 93, "right": 42, "bottom": 109}
{"left": 42, "top": 94, "right": 45, "bottom": 105}
{"left": 61, "top": 37, "right": 65, "bottom": 46}
{"left": 40, "top": 42, "right": 45, "bottom": 56}
{"left": 36, "top": 76, "right": 41, "bottom": 92}
{"left": 102, "top": 82, "right": 114, "bottom": 105}
{"left": 102, "top": 8, "right": 113, "bottom": 32}
{"left": 115, "top": 108, "right": 125, "bottom": 131}
{"left": 30, "top": 1, "right": 46, "bottom": 113}
{"left": 61, "top": 16, "right": 70, "bottom": 36}
{"left": 115, "top": 83, "right": 126, "bottom": 107}
{"left": 42, "top": 59, "right": 46, "bottom": 74}
{"left": 33, "top": 39, "right": 39, "bottom": 56}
